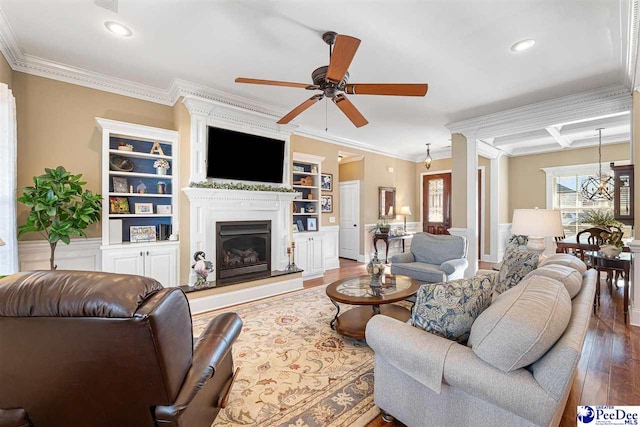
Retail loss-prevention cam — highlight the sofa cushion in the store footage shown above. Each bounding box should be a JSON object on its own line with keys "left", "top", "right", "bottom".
{"left": 494, "top": 245, "right": 539, "bottom": 295}
{"left": 539, "top": 253, "right": 587, "bottom": 275}
{"left": 411, "top": 274, "right": 493, "bottom": 343}
{"left": 410, "top": 233, "right": 467, "bottom": 265}
{"left": 523, "top": 264, "right": 582, "bottom": 298}
{"left": 390, "top": 262, "right": 446, "bottom": 283}
{"left": 468, "top": 275, "right": 572, "bottom": 372}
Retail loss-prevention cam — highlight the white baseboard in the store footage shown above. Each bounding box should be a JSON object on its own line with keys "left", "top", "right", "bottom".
{"left": 18, "top": 238, "right": 102, "bottom": 271}
{"left": 630, "top": 303, "right": 640, "bottom": 327}
{"left": 188, "top": 276, "right": 304, "bottom": 314}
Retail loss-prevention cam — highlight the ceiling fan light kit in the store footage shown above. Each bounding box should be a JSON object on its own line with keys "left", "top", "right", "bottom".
{"left": 235, "top": 31, "right": 428, "bottom": 128}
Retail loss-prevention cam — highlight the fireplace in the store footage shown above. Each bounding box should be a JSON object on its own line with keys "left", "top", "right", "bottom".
{"left": 216, "top": 220, "right": 271, "bottom": 282}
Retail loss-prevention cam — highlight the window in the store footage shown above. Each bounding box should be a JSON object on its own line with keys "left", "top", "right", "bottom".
{"left": 552, "top": 174, "right": 611, "bottom": 237}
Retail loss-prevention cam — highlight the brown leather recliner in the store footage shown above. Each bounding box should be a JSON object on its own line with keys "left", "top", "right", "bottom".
{"left": 0, "top": 270, "right": 242, "bottom": 427}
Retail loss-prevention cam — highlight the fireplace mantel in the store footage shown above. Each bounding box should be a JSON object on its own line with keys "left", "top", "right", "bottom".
{"left": 183, "top": 187, "right": 299, "bottom": 285}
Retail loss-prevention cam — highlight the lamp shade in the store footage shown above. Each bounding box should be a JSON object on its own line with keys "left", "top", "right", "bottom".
{"left": 398, "top": 206, "right": 412, "bottom": 216}
{"left": 511, "top": 209, "right": 563, "bottom": 237}
{"left": 0, "top": 237, "right": 4, "bottom": 246}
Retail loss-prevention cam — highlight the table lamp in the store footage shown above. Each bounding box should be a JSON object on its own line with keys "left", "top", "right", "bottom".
{"left": 511, "top": 208, "right": 563, "bottom": 255}
{"left": 398, "top": 206, "right": 412, "bottom": 231}
{"left": 0, "top": 237, "right": 5, "bottom": 246}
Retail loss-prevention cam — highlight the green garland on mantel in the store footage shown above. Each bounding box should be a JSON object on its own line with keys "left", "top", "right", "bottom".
{"left": 189, "top": 181, "right": 297, "bottom": 193}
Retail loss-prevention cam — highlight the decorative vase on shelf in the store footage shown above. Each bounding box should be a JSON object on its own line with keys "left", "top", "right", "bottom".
{"left": 367, "top": 252, "right": 385, "bottom": 294}
{"left": 600, "top": 244, "right": 622, "bottom": 258}
{"left": 156, "top": 167, "right": 167, "bottom": 175}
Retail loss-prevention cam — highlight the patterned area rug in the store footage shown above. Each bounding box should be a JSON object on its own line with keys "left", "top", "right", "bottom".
{"left": 192, "top": 285, "right": 381, "bottom": 427}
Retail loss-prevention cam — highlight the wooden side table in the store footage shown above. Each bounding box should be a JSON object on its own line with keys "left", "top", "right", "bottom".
{"left": 587, "top": 250, "right": 631, "bottom": 323}
{"left": 373, "top": 232, "right": 414, "bottom": 263}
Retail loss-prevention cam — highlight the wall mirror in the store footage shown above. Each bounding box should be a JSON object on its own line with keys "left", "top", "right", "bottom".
{"left": 379, "top": 187, "right": 396, "bottom": 219}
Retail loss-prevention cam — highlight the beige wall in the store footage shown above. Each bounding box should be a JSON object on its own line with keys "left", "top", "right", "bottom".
{"left": 339, "top": 159, "right": 364, "bottom": 182}
{"left": 174, "top": 100, "right": 191, "bottom": 284}
{"left": 508, "top": 142, "right": 631, "bottom": 221}
{"left": 0, "top": 53, "right": 12, "bottom": 88}
{"left": 451, "top": 133, "right": 468, "bottom": 228}
{"left": 13, "top": 72, "right": 175, "bottom": 240}
{"left": 499, "top": 155, "right": 510, "bottom": 223}
{"left": 290, "top": 134, "right": 340, "bottom": 227}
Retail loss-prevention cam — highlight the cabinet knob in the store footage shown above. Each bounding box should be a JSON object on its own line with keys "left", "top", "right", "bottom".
{"left": 139, "top": 251, "right": 143, "bottom": 256}
{"left": 146, "top": 251, "right": 149, "bottom": 256}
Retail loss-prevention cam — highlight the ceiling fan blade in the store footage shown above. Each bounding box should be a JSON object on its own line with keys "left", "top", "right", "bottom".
{"left": 326, "top": 35, "right": 361, "bottom": 84}
{"left": 235, "top": 77, "right": 319, "bottom": 90}
{"left": 277, "top": 94, "right": 324, "bottom": 124}
{"left": 333, "top": 94, "right": 368, "bottom": 128}
{"left": 344, "top": 83, "right": 429, "bottom": 97}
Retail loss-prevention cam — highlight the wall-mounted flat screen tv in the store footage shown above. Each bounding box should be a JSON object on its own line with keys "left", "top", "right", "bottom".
{"left": 206, "top": 126, "right": 285, "bottom": 184}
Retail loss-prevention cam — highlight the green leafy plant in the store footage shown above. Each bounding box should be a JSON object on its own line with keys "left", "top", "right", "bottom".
{"left": 605, "top": 230, "right": 624, "bottom": 248}
{"left": 578, "top": 209, "right": 622, "bottom": 229}
{"left": 17, "top": 166, "right": 102, "bottom": 270}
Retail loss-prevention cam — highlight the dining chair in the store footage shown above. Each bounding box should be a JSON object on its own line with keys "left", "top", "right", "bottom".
{"left": 576, "top": 227, "right": 620, "bottom": 288}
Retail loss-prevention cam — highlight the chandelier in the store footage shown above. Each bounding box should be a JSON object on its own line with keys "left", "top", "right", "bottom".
{"left": 424, "top": 143, "right": 432, "bottom": 169}
{"left": 580, "top": 128, "right": 613, "bottom": 201}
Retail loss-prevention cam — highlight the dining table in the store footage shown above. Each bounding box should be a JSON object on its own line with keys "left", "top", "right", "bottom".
{"left": 555, "top": 236, "right": 631, "bottom": 254}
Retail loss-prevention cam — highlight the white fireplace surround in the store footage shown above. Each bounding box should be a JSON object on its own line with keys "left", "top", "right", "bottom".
{"left": 183, "top": 188, "right": 299, "bottom": 284}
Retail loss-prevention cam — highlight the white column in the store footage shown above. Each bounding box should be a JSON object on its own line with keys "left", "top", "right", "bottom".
{"left": 465, "top": 137, "right": 479, "bottom": 277}
{"left": 0, "top": 83, "right": 18, "bottom": 275}
{"left": 489, "top": 155, "right": 500, "bottom": 262}
{"left": 182, "top": 98, "right": 215, "bottom": 183}
{"left": 627, "top": 240, "right": 640, "bottom": 326}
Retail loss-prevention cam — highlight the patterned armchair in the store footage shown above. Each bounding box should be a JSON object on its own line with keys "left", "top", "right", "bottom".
{"left": 390, "top": 232, "right": 468, "bottom": 283}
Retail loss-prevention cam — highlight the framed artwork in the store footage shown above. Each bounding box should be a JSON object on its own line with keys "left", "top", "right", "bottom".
{"left": 112, "top": 176, "right": 129, "bottom": 193}
{"left": 156, "top": 205, "right": 172, "bottom": 214}
{"left": 296, "top": 219, "right": 305, "bottom": 232}
{"left": 134, "top": 202, "right": 153, "bottom": 214}
{"left": 321, "top": 173, "right": 333, "bottom": 191}
{"left": 109, "top": 197, "right": 129, "bottom": 214}
{"left": 130, "top": 225, "right": 156, "bottom": 243}
{"left": 321, "top": 195, "right": 333, "bottom": 213}
{"left": 307, "top": 217, "right": 317, "bottom": 231}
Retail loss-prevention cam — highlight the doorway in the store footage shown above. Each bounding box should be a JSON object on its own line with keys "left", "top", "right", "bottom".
{"left": 422, "top": 171, "right": 483, "bottom": 260}
{"left": 339, "top": 180, "right": 360, "bottom": 260}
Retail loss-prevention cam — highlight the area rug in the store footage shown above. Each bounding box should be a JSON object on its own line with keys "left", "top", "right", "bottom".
{"left": 191, "top": 285, "right": 382, "bottom": 427}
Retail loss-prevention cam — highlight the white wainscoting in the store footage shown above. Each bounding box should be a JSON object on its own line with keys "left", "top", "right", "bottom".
{"left": 498, "top": 223, "right": 512, "bottom": 262}
{"left": 18, "top": 238, "right": 102, "bottom": 271}
{"left": 322, "top": 225, "right": 340, "bottom": 270}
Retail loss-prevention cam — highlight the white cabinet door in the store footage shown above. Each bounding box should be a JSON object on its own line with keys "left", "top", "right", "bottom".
{"left": 309, "top": 236, "right": 324, "bottom": 275}
{"left": 293, "top": 236, "right": 310, "bottom": 275}
{"left": 145, "top": 246, "right": 178, "bottom": 286}
{"left": 103, "top": 248, "right": 145, "bottom": 276}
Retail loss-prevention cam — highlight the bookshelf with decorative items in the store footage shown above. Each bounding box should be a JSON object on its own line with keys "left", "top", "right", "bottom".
{"left": 291, "top": 152, "right": 324, "bottom": 279}
{"left": 96, "top": 118, "right": 179, "bottom": 286}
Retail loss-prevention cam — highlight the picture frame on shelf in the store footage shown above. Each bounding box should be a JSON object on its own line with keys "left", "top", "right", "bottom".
{"left": 156, "top": 205, "right": 172, "bottom": 214}
{"left": 134, "top": 202, "right": 153, "bottom": 214}
{"left": 130, "top": 225, "right": 156, "bottom": 243}
{"left": 321, "top": 195, "right": 333, "bottom": 213}
{"left": 307, "top": 217, "right": 317, "bottom": 231}
{"left": 321, "top": 173, "right": 332, "bottom": 191}
{"left": 296, "top": 219, "right": 305, "bottom": 232}
{"left": 112, "top": 176, "right": 129, "bottom": 193}
{"left": 109, "top": 197, "right": 130, "bottom": 214}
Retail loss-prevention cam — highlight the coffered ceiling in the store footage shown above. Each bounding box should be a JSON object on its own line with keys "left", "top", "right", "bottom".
{"left": 0, "top": 0, "right": 637, "bottom": 160}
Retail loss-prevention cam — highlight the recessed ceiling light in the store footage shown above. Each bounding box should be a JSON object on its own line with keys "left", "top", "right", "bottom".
{"left": 510, "top": 39, "right": 535, "bottom": 52}
{"left": 104, "top": 21, "right": 132, "bottom": 37}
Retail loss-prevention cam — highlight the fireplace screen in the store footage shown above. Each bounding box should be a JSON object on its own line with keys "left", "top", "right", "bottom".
{"left": 216, "top": 220, "right": 271, "bottom": 281}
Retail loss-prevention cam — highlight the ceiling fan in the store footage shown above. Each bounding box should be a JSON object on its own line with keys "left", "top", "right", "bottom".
{"left": 235, "top": 31, "right": 428, "bottom": 128}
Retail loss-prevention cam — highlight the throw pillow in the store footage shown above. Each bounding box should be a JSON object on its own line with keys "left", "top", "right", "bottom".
{"left": 411, "top": 274, "right": 493, "bottom": 343}
{"left": 539, "top": 253, "right": 587, "bottom": 275}
{"left": 494, "top": 245, "right": 539, "bottom": 296}
{"left": 523, "top": 264, "right": 582, "bottom": 298}
{"left": 467, "top": 274, "right": 571, "bottom": 372}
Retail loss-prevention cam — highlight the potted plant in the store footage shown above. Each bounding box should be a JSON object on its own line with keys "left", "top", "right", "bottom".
{"left": 17, "top": 166, "right": 102, "bottom": 270}
{"left": 600, "top": 230, "right": 624, "bottom": 258}
{"left": 154, "top": 159, "right": 170, "bottom": 175}
{"left": 579, "top": 209, "right": 622, "bottom": 230}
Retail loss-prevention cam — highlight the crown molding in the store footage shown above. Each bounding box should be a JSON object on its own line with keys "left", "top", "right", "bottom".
{"left": 446, "top": 84, "right": 631, "bottom": 139}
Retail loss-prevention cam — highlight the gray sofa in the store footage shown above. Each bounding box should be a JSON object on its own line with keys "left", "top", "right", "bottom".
{"left": 366, "top": 265, "right": 596, "bottom": 427}
{"left": 390, "top": 232, "right": 468, "bottom": 282}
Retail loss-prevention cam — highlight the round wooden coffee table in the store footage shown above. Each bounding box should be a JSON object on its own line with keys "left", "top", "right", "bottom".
{"left": 326, "top": 274, "right": 420, "bottom": 340}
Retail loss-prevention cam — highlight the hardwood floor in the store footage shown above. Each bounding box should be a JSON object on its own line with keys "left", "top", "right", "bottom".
{"left": 304, "top": 258, "right": 640, "bottom": 427}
